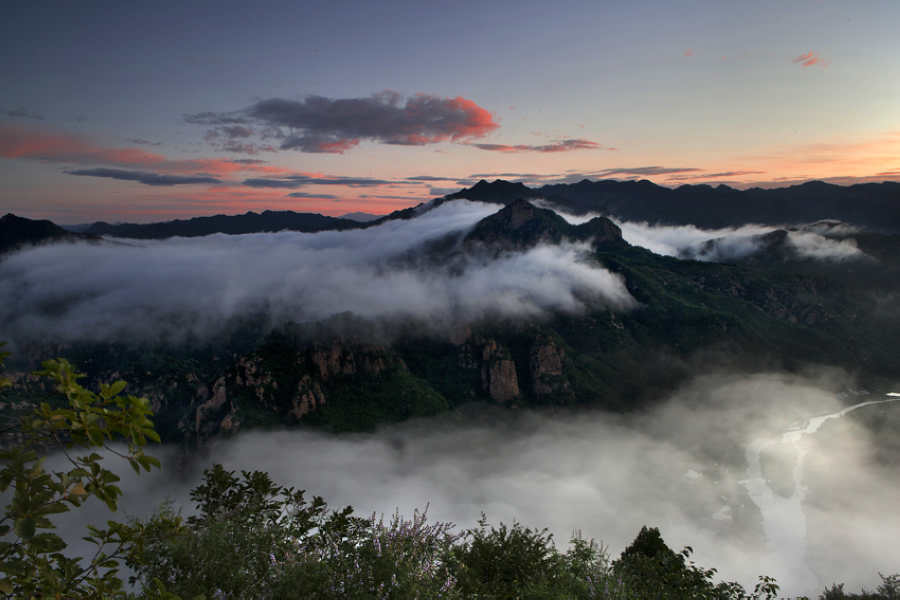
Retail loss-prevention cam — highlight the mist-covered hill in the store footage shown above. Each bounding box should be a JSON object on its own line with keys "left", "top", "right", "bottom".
{"left": 446, "top": 178, "right": 900, "bottom": 231}
{"left": 0, "top": 213, "right": 96, "bottom": 255}
{"left": 3, "top": 196, "right": 898, "bottom": 443}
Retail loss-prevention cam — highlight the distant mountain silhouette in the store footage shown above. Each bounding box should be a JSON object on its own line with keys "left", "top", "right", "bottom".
{"left": 0, "top": 213, "right": 96, "bottom": 255}
{"left": 446, "top": 179, "right": 900, "bottom": 231}
{"left": 339, "top": 212, "right": 382, "bottom": 223}
{"left": 85, "top": 210, "right": 361, "bottom": 239}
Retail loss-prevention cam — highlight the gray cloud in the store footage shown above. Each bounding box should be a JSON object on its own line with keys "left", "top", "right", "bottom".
{"left": 184, "top": 112, "right": 249, "bottom": 125}
{"left": 470, "top": 139, "right": 604, "bottom": 153}
{"left": 596, "top": 166, "right": 702, "bottom": 177}
{"left": 5, "top": 106, "right": 44, "bottom": 120}
{"left": 0, "top": 200, "right": 634, "bottom": 345}
{"left": 65, "top": 168, "right": 222, "bottom": 186}
{"left": 243, "top": 175, "right": 401, "bottom": 188}
{"left": 405, "top": 175, "right": 456, "bottom": 182}
{"left": 126, "top": 138, "right": 161, "bottom": 146}
{"left": 287, "top": 192, "right": 339, "bottom": 200}
{"left": 186, "top": 91, "right": 499, "bottom": 153}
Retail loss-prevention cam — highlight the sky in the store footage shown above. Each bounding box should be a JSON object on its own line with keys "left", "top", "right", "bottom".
{"left": 2, "top": 0, "right": 899, "bottom": 223}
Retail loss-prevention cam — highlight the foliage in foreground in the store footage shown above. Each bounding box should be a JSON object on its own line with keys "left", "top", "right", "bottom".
{"left": 0, "top": 348, "right": 165, "bottom": 598}
{"left": 2, "top": 349, "right": 898, "bottom": 599}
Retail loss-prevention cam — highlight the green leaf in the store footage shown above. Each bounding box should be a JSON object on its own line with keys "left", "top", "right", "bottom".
{"left": 108, "top": 380, "right": 127, "bottom": 397}
{"left": 15, "top": 517, "right": 36, "bottom": 539}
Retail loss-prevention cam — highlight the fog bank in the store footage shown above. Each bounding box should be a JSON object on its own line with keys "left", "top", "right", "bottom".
{"left": 48, "top": 372, "right": 900, "bottom": 597}
{"left": 0, "top": 200, "right": 634, "bottom": 347}
{"left": 536, "top": 201, "right": 866, "bottom": 263}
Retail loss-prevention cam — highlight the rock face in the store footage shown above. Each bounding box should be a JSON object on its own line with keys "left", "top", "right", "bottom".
{"left": 193, "top": 376, "right": 236, "bottom": 438}
{"left": 307, "top": 342, "right": 390, "bottom": 381}
{"left": 292, "top": 375, "right": 326, "bottom": 419}
{"left": 529, "top": 337, "right": 569, "bottom": 398}
{"left": 480, "top": 339, "right": 520, "bottom": 403}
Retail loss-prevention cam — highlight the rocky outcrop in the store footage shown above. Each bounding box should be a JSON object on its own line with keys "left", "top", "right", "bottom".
{"left": 235, "top": 355, "right": 276, "bottom": 401}
{"left": 462, "top": 199, "right": 625, "bottom": 255}
{"left": 291, "top": 375, "right": 326, "bottom": 419}
{"left": 193, "top": 376, "right": 237, "bottom": 438}
{"left": 529, "top": 337, "right": 569, "bottom": 398}
{"left": 480, "top": 339, "right": 520, "bottom": 403}
{"left": 306, "top": 342, "right": 392, "bottom": 381}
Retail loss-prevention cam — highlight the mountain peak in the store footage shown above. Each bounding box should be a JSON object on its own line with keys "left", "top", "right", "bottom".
{"left": 0, "top": 213, "right": 89, "bottom": 255}
{"left": 447, "top": 179, "right": 537, "bottom": 204}
{"left": 463, "top": 199, "right": 625, "bottom": 254}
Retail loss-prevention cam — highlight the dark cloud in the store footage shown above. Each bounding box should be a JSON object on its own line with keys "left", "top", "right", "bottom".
{"left": 287, "top": 192, "right": 339, "bottom": 199}
{"left": 596, "top": 166, "right": 702, "bottom": 177}
{"left": 5, "top": 106, "right": 44, "bottom": 120}
{"left": 204, "top": 125, "right": 255, "bottom": 141}
{"left": 231, "top": 158, "right": 268, "bottom": 165}
{"left": 218, "top": 142, "right": 276, "bottom": 155}
{"left": 184, "top": 112, "right": 250, "bottom": 125}
{"left": 66, "top": 168, "right": 221, "bottom": 186}
{"left": 469, "top": 139, "right": 604, "bottom": 153}
{"left": 664, "top": 170, "right": 766, "bottom": 182}
{"left": 243, "top": 175, "right": 406, "bottom": 188}
{"left": 405, "top": 175, "right": 457, "bottom": 182}
{"left": 187, "top": 91, "right": 498, "bottom": 153}
{"left": 126, "top": 138, "right": 161, "bottom": 146}
{"left": 469, "top": 172, "right": 546, "bottom": 179}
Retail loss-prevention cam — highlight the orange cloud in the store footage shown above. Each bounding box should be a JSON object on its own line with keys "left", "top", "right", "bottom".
{"left": 793, "top": 51, "right": 826, "bottom": 67}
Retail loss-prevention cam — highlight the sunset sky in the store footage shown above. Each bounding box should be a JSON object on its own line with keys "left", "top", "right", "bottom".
{"left": 3, "top": 0, "right": 899, "bottom": 223}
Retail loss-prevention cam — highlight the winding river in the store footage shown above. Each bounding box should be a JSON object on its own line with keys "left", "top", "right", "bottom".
{"left": 740, "top": 393, "right": 900, "bottom": 592}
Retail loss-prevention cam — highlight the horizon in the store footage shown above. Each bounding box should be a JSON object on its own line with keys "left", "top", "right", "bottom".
{"left": 3, "top": 1, "right": 899, "bottom": 223}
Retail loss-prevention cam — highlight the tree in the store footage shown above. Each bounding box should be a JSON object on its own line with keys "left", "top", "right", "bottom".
{"left": 0, "top": 349, "right": 165, "bottom": 599}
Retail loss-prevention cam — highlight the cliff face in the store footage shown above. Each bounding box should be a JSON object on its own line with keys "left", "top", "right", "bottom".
{"left": 181, "top": 340, "right": 408, "bottom": 440}
{"left": 529, "top": 337, "right": 571, "bottom": 400}
{"left": 480, "top": 339, "right": 520, "bottom": 403}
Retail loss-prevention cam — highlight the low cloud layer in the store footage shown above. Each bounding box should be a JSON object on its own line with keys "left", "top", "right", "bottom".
{"left": 542, "top": 203, "right": 866, "bottom": 262}
{"left": 0, "top": 200, "right": 634, "bottom": 346}
{"left": 186, "top": 91, "right": 499, "bottom": 154}
{"left": 47, "top": 374, "right": 900, "bottom": 597}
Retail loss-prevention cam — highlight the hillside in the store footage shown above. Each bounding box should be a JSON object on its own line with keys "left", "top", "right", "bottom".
{"left": 0, "top": 213, "right": 96, "bottom": 255}
{"left": 446, "top": 179, "right": 900, "bottom": 231}
{"left": 5, "top": 200, "right": 898, "bottom": 443}
{"left": 84, "top": 209, "right": 361, "bottom": 238}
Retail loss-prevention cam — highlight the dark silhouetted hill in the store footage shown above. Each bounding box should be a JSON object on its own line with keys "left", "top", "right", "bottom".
{"left": 85, "top": 210, "right": 361, "bottom": 239}
{"left": 0, "top": 213, "right": 95, "bottom": 255}
{"left": 446, "top": 179, "right": 900, "bottom": 231}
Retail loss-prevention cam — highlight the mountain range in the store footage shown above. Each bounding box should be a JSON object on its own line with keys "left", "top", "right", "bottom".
{"left": 8, "top": 178, "right": 893, "bottom": 243}
{"left": 3, "top": 184, "right": 898, "bottom": 445}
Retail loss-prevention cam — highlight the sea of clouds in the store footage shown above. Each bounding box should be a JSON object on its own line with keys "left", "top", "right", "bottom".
{"left": 534, "top": 201, "right": 866, "bottom": 263}
{"left": 0, "top": 200, "right": 635, "bottom": 347}
{"left": 43, "top": 372, "right": 900, "bottom": 597}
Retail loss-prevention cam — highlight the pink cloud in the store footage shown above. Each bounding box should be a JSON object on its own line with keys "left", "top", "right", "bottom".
{"left": 0, "top": 124, "right": 290, "bottom": 177}
{"left": 793, "top": 51, "right": 826, "bottom": 67}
